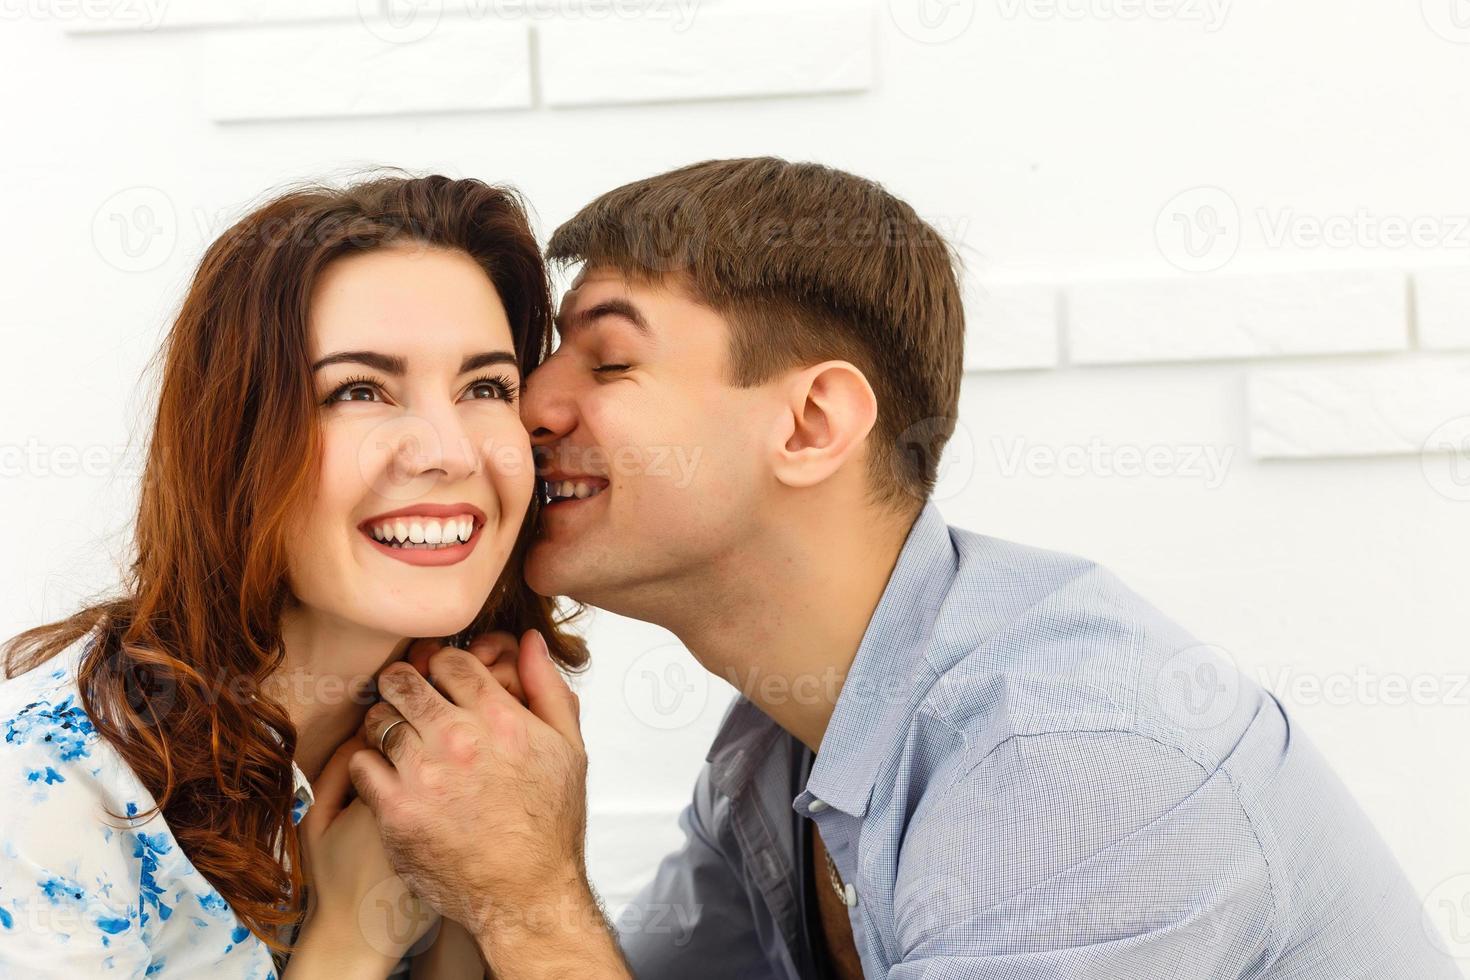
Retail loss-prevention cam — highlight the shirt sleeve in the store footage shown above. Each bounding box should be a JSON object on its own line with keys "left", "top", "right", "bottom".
{"left": 886, "top": 730, "right": 1275, "bottom": 980}
{"left": 615, "top": 761, "right": 770, "bottom": 980}
{"left": 0, "top": 715, "right": 152, "bottom": 976}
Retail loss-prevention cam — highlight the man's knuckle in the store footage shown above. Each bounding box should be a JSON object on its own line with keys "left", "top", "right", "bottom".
{"left": 427, "top": 646, "right": 467, "bottom": 672}
{"left": 441, "top": 720, "right": 483, "bottom": 763}
{"left": 365, "top": 701, "right": 395, "bottom": 728}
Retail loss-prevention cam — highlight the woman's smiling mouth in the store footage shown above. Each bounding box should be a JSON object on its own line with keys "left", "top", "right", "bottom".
{"left": 358, "top": 503, "right": 487, "bottom": 566}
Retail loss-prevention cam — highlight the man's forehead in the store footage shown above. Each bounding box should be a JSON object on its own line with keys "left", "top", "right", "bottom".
{"left": 555, "top": 265, "right": 684, "bottom": 324}
{"left": 560, "top": 264, "right": 632, "bottom": 306}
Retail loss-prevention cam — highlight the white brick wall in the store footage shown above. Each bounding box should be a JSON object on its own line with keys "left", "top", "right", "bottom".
{"left": 62, "top": 0, "right": 361, "bottom": 33}
{"left": 1068, "top": 269, "right": 1409, "bottom": 365}
{"left": 538, "top": 5, "right": 874, "bottom": 107}
{"left": 1248, "top": 359, "right": 1470, "bottom": 458}
{"left": 1415, "top": 266, "right": 1470, "bottom": 351}
{"left": 204, "top": 19, "right": 533, "bottom": 121}
{"left": 963, "top": 281, "right": 1059, "bottom": 371}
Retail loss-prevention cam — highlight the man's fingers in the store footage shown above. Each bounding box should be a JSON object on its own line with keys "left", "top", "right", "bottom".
{"left": 347, "top": 745, "right": 399, "bottom": 816}
{"left": 518, "top": 629, "right": 584, "bottom": 750}
{"left": 377, "top": 662, "right": 455, "bottom": 732}
{"left": 489, "top": 660, "right": 526, "bottom": 704}
{"left": 473, "top": 632, "right": 526, "bottom": 703}
{"left": 428, "top": 647, "right": 524, "bottom": 715}
{"left": 406, "top": 636, "right": 445, "bottom": 679}
{"left": 407, "top": 632, "right": 516, "bottom": 680}
{"left": 363, "top": 701, "right": 424, "bottom": 769}
{"left": 468, "top": 631, "right": 519, "bottom": 666}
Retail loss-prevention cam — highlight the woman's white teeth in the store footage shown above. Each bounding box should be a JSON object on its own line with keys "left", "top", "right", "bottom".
{"left": 370, "top": 516, "right": 475, "bottom": 548}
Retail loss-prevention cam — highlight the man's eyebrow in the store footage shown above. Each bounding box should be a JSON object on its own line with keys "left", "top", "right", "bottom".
{"left": 553, "top": 298, "right": 651, "bottom": 338}
{"left": 310, "top": 350, "right": 519, "bottom": 374}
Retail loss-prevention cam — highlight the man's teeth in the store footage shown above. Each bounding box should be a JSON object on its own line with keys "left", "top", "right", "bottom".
{"left": 368, "top": 515, "right": 476, "bottom": 548}
{"left": 548, "top": 480, "right": 606, "bottom": 501}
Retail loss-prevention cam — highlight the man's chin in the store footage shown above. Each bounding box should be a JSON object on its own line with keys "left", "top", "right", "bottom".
{"left": 524, "top": 543, "right": 582, "bottom": 599}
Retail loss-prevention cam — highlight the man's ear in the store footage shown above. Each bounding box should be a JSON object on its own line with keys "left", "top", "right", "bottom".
{"left": 768, "top": 360, "right": 879, "bottom": 490}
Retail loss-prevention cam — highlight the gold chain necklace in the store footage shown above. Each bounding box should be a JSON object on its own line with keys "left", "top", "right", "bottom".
{"left": 823, "top": 846, "right": 850, "bottom": 905}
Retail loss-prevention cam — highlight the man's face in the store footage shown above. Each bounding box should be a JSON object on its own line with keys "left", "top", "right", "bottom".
{"left": 520, "top": 266, "right": 769, "bottom": 608}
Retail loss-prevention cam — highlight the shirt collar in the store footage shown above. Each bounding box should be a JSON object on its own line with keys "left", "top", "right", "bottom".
{"left": 706, "top": 499, "right": 959, "bottom": 818}
{"left": 291, "top": 760, "right": 315, "bottom": 811}
{"left": 801, "top": 499, "right": 958, "bottom": 818}
{"left": 265, "top": 724, "right": 316, "bottom": 823}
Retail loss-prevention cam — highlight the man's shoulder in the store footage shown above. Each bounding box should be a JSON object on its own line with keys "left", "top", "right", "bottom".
{"left": 921, "top": 527, "right": 1260, "bottom": 773}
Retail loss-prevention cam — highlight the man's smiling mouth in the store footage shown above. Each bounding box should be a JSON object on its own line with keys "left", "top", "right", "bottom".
{"left": 539, "top": 475, "right": 610, "bottom": 507}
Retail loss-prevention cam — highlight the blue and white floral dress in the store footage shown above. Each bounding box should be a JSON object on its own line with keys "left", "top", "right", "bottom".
{"left": 0, "top": 628, "right": 315, "bottom": 978}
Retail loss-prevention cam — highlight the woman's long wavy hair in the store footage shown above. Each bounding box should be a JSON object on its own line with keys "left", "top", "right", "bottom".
{"left": 2, "top": 173, "right": 588, "bottom": 953}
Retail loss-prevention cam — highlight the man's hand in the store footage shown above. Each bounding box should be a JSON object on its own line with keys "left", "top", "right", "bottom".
{"left": 349, "top": 630, "right": 630, "bottom": 979}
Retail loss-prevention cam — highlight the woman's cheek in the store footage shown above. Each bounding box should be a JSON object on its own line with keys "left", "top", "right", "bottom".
{"left": 489, "top": 418, "right": 535, "bottom": 507}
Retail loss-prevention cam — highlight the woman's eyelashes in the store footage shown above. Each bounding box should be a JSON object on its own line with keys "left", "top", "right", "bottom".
{"left": 321, "top": 372, "right": 520, "bottom": 406}
{"left": 593, "top": 363, "right": 630, "bottom": 375}
{"left": 465, "top": 373, "right": 520, "bottom": 402}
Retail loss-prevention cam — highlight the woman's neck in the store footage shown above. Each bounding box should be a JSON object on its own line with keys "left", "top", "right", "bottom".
{"left": 270, "top": 607, "right": 414, "bottom": 782}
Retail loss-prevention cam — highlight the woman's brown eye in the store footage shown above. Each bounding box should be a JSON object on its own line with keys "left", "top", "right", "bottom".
{"left": 594, "top": 364, "right": 630, "bottom": 374}
{"left": 322, "top": 377, "right": 385, "bottom": 406}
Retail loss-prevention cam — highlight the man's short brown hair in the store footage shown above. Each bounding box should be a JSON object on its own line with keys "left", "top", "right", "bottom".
{"left": 546, "top": 157, "right": 965, "bottom": 513}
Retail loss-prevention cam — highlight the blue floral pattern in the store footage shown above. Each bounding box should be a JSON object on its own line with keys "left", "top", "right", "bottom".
{"left": 0, "top": 630, "right": 315, "bottom": 977}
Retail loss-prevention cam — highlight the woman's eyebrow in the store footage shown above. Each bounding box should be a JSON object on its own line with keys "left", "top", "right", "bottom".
{"left": 310, "top": 350, "right": 518, "bottom": 374}
{"left": 458, "top": 350, "right": 520, "bottom": 373}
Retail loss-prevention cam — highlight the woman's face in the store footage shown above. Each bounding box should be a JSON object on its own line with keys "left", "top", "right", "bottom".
{"left": 286, "top": 242, "right": 534, "bottom": 641}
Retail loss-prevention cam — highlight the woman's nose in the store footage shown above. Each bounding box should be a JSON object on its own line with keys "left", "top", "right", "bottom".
{"left": 377, "top": 409, "right": 481, "bottom": 492}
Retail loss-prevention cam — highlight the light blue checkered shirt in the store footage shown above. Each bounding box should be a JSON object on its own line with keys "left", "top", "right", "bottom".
{"left": 616, "top": 500, "right": 1458, "bottom": 979}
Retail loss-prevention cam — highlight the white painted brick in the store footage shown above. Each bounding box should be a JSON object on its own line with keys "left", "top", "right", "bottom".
{"left": 538, "top": 4, "right": 873, "bottom": 107}
{"left": 64, "top": 0, "right": 361, "bottom": 33}
{"left": 1068, "top": 270, "right": 1409, "bottom": 365}
{"left": 388, "top": 0, "right": 709, "bottom": 21}
{"left": 204, "top": 19, "right": 532, "bottom": 122}
{"left": 963, "top": 281, "right": 1058, "bottom": 371}
{"left": 1247, "top": 359, "right": 1470, "bottom": 458}
{"left": 1414, "top": 267, "right": 1470, "bottom": 351}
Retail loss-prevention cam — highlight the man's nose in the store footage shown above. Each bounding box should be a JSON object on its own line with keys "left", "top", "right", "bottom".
{"left": 521, "top": 363, "right": 578, "bottom": 448}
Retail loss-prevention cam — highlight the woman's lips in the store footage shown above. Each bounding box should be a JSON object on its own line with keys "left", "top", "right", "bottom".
{"left": 357, "top": 502, "right": 489, "bottom": 567}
